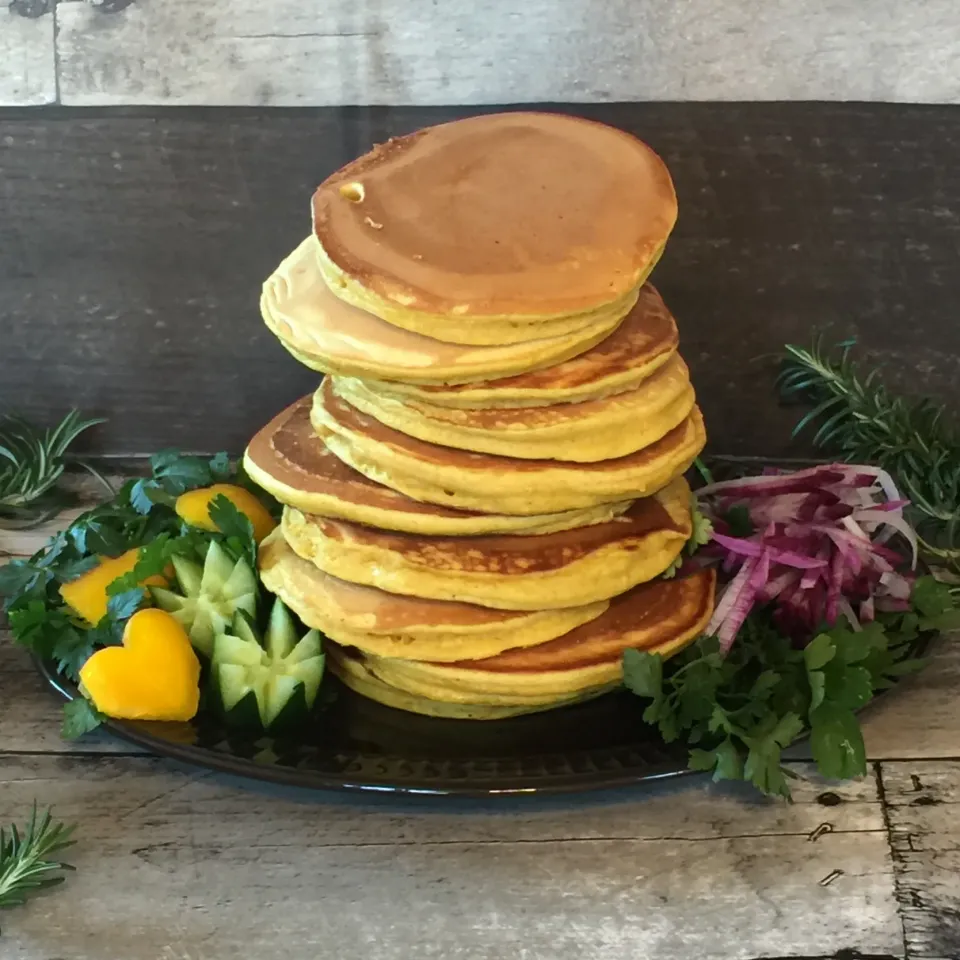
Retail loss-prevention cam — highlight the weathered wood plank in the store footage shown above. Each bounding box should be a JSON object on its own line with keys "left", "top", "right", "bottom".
{"left": 2, "top": 104, "right": 960, "bottom": 456}
{"left": 881, "top": 761, "right": 960, "bottom": 960}
{"left": 54, "top": 0, "right": 960, "bottom": 106}
{"left": 0, "top": 754, "right": 902, "bottom": 960}
{"left": 0, "top": 4, "right": 56, "bottom": 106}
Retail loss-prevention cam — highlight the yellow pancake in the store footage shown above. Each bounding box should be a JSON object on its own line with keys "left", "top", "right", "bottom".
{"left": 263, "top": 237, "right": 623, "bottom": 383}
{"left": 258, "top": 529, "right": 609, "bottom": 662}
{"left": 365, "top": 571, "right": 716, "bottom": 703}
{"left": 244, "top": 399, "right": 634, "bottom": 535}
{"left": 312, "top": 112, "right": 676, "bottom": 344}
{"left": 312, "top": 379, "right": 707, "bottom": 515}
{"left": 362, "top": 283, "right": 680, "bottom": 408}
{"left": 331, "top": 354, "right": 695, "bottom": 462}
{"left": 327, "top": 649, "right": 597, "bottom": 719}
{"left": 282, "top": 477, "right": 692, "bottom": 611}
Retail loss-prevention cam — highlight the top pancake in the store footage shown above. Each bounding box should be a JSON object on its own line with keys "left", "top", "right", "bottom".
{"left": 244, "top": 398, "right": 634, "bottom": 535}
{"left": 312, "top": 112, "right": 677, "bottom": 343}
{"left": 361, "top": 283, "right": 680, "bottom": 408}
{"left": 261, "top": 237, "right": 623, "bottom": 384}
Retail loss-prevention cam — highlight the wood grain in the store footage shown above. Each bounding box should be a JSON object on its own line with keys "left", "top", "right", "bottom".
{"left": 0, "top": 754, "right": 902, "bottom": 960}
{"left": 881, "top": 761, "right": 960, "bottom": 960}
{"left": 3, "top": 103, "right": 960, "bottom": 456}
{"left": 53, "top": 0, "right": 960, "bottom": 106}
{"left": 0, "top": 5, "right": 56, "bottom": 106}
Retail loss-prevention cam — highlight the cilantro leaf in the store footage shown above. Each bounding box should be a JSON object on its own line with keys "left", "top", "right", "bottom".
{"left": 208, "top": 494, "right": 257, "bottom": 569}
{"left": 912, "top": 576, "right": 960, "bottom": 631}
{"left": 690, "top": 737, "right": 744, "bottom": 782}
{"left": 0, "top": 560, "right": 47, "bottom": 605}
{"left": 809, "top": 702, "right": 866, "bottom": 780}
{"left": 105, "top": 588, "right": 145, "bottom": 623}
{"left": 61, "top": 698, "right": 104, "bottom": 740}
{"left": 208, "top": 451, "right": 232, "bottom": 481}
{"left": 803, "top": 633, "right": 835, "bottom": 670}
{"left": 622, "top": 648, "right": 662, "bottom": 700}
{"left": 53, "top": 630, "right": 98, "bottom": 678}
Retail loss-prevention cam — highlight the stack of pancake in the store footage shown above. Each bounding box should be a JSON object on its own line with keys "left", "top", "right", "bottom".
{"left": 244, "top": 112, "right": 716, "bottom": 719}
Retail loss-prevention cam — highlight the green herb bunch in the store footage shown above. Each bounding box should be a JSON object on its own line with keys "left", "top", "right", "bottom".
{"left": 624, "top": 577, "right": 958, "bottom": 798}
{"left": 0, "top": 450, "right": 271, "bottom": 737}
{"left": 0, "top": 412, "right": 109, "bottom": 529}
{"left": 779, "top": 337, "right": 960, "bottom": 577}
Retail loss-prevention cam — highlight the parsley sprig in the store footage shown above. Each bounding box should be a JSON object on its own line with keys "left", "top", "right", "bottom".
{"left": 625, "top": 576, "right": 958, "bottom": 798}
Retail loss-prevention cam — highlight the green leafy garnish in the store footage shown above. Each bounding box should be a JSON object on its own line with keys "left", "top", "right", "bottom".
{"left": 0, "top": 806, "right": 76, "bottom": 934}
{"left": 624, "top": 577, "right": 944, "bottom": 798}
{"left": 0, "top": 449, "right": 274, "bottom": 735}
{"left": 61, "top": 698, "right": 105, "bottom": 741}
{"left": 663, "top": 494, "right": 714, "bottom": 579}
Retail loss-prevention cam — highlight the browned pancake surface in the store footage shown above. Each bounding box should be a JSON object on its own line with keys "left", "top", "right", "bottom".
{"left": 309, "top": 495, "right": 682, "bottom": 575}
{"left": 409, "top": 284, "right": 678, "bottom": 397}
{"left": 247, "top": 399, "right": 488, "bottom": 519}
{"left": 313, "top": 113, "right": 676, "bottom": 317}
{"left": 439, "top": 571, "right": 715, "bottom": 672}
{"left": 319, "top": 379, "right": 702, "bottom": 474}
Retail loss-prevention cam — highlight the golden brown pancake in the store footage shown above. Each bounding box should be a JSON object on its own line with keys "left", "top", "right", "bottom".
{"left": 312, "top": 112, "right": 676, "bottom": 342}
{"left": 363, "top": 283, "right": 680, "bottom": 408}
{"left": 282, "top": 477, "right": 692, "bottom": 611}
{"left": 244, "top": 399, "right": 634, "bottom": 535}
{"left": 361, "top": 570, "right": 716, "bottom": 704}
{"left": 312, "top": 379, "right": 707, "bottom": 515}
{"left": 262, "top": 237, "right": 623, "bottom": 384}
{"left": 258, "top": 528, "right": 609, "bottom": 662}
{"left": 326, "top": 649, "right": 596, "bottom": 719}
{"left": 332, "top": 354, "right": 695, "bottom": 462}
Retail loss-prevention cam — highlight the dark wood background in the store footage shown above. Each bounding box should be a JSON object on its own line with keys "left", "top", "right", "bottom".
{"left": 2, "top": 102, "right": 959, "bottom": 457}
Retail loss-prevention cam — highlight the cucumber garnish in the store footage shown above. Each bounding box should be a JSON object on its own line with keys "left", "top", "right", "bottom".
{"left": 212, "top": 599, "right": 325, "bottom": 731}
{"left": 149, "top": 540, "right": 258, "bottom": 657}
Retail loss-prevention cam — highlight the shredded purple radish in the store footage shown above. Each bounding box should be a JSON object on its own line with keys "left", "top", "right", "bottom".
{"left": 698, "top": 463, "right": 917, "bottom": 651}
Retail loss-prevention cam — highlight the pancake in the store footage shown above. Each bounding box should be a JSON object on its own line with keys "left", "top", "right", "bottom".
{"left": 312, "top": 112, "right": 676, "bottom": 344}
{"left": 258, "top": 529, "right": 609, "bottom": 661}
{"left": 282, "top": 477, "right": 692, "bottom": 611}
{"left": 312, "top": 378, "right": 707, "bottom": 515}
{"left": 262, "top": 237, "right": 624, "bottom": 383}
{"left": 362, "top": 283, "right": 680, "bottom": 409}
{"left": 327, "top": 649, "right": 594, "bottom": 719}
{"left": 331, "top": 354, "right": 695, "bottom": 462}
{"left": 363, "top": 570, "right": 716, "bottom": 704}
{"left": 244, "top": 399, "right": 634, "bottom": 535}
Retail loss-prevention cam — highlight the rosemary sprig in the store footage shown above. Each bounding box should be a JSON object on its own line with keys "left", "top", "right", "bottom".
{"left": 0, "top": 806, "right": 76, "bottom": 934}
{"left": 778, "top": 336, "right": 960, "bottom": 574}
{"left": 0, "top": 412, "right": 110, "bottom": 529}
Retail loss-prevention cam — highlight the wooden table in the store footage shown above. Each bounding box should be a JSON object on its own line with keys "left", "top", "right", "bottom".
{"left": 3, "top": 505, "right": 960, "bottom": 960}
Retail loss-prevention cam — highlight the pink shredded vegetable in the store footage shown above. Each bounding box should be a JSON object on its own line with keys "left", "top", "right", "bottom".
{"left": 697, "top": 463, "right": 917, "bottom": 652}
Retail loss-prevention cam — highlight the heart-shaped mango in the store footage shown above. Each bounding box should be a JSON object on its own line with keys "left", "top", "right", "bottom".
{"left": 79, "top": 608, "right": 201, "bottom": 722}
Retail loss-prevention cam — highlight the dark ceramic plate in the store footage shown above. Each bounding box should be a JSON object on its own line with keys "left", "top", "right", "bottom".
{"left": 38, "top": 661, "right": 692, "bottom": 796}
{"left": 37, "top": 628, "right": 934, "bottom": 797}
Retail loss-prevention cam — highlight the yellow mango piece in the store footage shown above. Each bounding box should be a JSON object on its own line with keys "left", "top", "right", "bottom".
{"left": 59, "top": 547, "right": 167, "bottom": 625}
{"left": 79, "top": 608, "right": 201, "bottom": 722}
{"left": 176, "top": 483, "right": 277, "bottom": 544}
